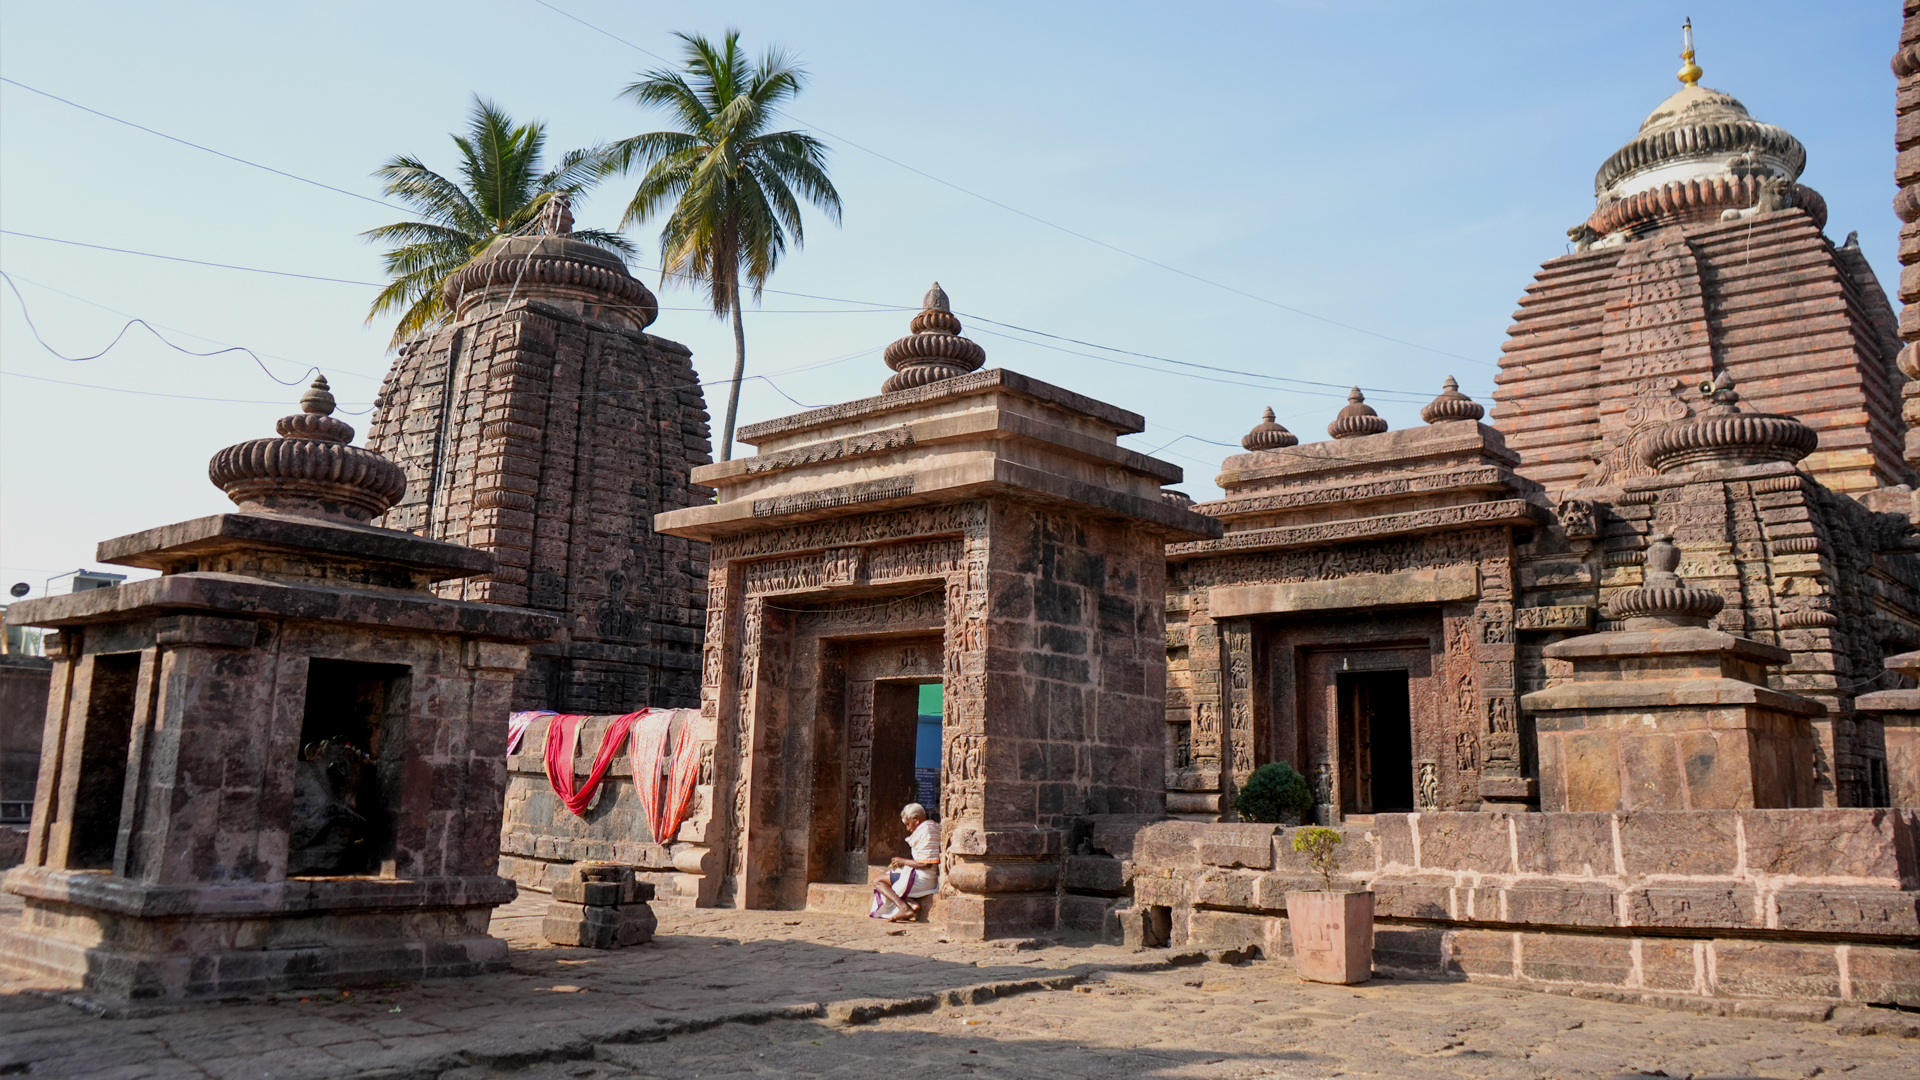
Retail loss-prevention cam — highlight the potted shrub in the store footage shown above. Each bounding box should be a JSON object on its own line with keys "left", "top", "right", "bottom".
{"left": 1285, "top": 826, "right": 1373, "bottom": 985}
{"left": 1233, "top": 762, "right": 1314, "bottom": 825}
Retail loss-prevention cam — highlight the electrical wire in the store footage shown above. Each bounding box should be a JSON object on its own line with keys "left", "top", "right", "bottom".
{"left": 529, "top": 0, "right": 1495, "bottom": 369}
{"left": 0, "top": 230, "right": 385, "bottom": 286}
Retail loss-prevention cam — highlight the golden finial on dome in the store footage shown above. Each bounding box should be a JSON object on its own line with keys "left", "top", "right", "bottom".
{"left": 1678, "top": 17, "right": 1703, "bottom": 86}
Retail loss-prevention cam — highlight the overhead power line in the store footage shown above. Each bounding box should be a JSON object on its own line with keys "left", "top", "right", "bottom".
{"left": 0, "top": 77, "right": 404, "bottom": 212}
{"left": 529, "top": 0, "right": 1495, "bottom": 369}
{"left": 0, "top": 230, "right": 385, "bottom": 286}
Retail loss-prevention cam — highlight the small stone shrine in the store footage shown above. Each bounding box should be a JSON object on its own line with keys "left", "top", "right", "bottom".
{"left": 1523, "top": 534, "right": 1822, "bottom": 810}
{"left": 652, "top": 284, "right": 1220, "bottom": 937}
{"left": 365, "top": 192, "right": 713, "bottom": 716}
{"left": 0, "top": 378, "right": 553, "bottom": 1002}
{"left": 1165, "top": 380, "right": 1541, "bottom": 819}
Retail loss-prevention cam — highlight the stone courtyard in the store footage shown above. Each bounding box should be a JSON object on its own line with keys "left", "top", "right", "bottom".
{"left": 2, "top": 891, "right": 1915, "bottom": 1080}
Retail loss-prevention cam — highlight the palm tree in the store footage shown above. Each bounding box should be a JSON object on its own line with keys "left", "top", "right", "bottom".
{"left": 363, "top": 96, "right": 632, "bottom": 347}
{"left": 602, "top": 30, "right": 842, "bottom": 461}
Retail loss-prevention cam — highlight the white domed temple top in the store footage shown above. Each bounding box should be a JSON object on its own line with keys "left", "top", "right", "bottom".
{"left": 1580, "top": 21, "right": 1823, "bottom": 245}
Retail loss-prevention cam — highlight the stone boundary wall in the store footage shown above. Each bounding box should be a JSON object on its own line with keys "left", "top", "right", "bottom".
{"left": 1123, "top": 812, "right": 1918, "bottom": 1006}
{"left": 497, "top": 713, "right": 708, "bottom": 906}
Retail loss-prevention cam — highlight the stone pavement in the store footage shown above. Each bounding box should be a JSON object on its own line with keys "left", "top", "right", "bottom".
{"left": 1, "top": 892, "right": 1914, "bottom": 1080}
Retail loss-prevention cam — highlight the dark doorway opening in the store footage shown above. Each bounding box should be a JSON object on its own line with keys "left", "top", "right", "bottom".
{"left": 867, "top": 679, "right": 940, "bottom": 869}
{"left": 289, "top": 659, "right": 410, "bottom": 876}
{"left": 70, "top": 653, "right": 141, "bottom": 871}
{"left": 1337, "top": 669, "right": 1413, "bottom": 814}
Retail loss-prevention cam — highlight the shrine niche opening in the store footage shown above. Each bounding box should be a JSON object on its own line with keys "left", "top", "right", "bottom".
{"left": 1337, "top": 669, "right": 1413, "bottom": 815}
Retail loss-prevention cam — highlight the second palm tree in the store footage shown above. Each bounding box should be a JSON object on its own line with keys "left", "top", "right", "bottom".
{"left": 602, "top": 29, "right": 842, "bottom": 461}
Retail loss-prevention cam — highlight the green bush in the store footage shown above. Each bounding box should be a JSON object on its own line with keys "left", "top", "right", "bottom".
{"left": 1292, "top": 826, "right": 1344, "bottom": 891}
{"left": 1233, "top": 762, "right": 1314, "bottom": 824}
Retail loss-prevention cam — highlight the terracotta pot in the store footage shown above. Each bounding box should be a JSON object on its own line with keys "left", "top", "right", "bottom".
{"left": 1285, "top": 890, "right": 1374, "bottom": 984}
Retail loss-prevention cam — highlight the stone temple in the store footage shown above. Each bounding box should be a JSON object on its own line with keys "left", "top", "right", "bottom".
{"left": 364, "top": 193, "right": 712, "bottom": 716}
{"left": 5, "top": 23, "right": 1917, "bottom": 1012}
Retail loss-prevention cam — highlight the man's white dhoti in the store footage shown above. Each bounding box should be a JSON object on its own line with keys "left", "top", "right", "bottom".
{"left": 870, "top": 866, "right": 937, "bottom": 919}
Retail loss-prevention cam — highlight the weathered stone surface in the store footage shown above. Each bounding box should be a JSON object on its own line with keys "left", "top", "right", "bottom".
{"left": 0, "top": 388, "right": 553, "bottom": 1004}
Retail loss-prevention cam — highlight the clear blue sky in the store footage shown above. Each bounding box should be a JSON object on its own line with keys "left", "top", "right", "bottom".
{"left": 0, "top": 1, "right": 1903, "bottom": 591}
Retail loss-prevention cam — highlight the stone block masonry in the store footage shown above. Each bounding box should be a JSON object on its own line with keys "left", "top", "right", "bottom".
{"left": 366, "top": 226, "right": 712, "bottom": 717}
{"left": 1128, "top": 811, "right": 1919, "bottom": 1007}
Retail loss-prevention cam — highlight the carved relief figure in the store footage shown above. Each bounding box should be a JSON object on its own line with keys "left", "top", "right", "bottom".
{"left": 1417, "top": 762, "right": 1440, "bottom": 811}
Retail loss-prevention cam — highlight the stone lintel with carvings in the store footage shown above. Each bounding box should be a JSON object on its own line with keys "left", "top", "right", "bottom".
{"left": 1166, "top": 499, "right": 1538, "bottom": 560}
{"left": 657, "top": 368, "right": 1220, "bottom": 543}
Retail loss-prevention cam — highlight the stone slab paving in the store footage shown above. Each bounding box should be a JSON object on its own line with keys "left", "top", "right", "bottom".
{"left": 2, "top": 893, "right": 1914, "bottom": 1080}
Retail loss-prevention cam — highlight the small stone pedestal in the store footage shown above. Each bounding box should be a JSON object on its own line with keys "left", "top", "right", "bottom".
{"left": 1850, "top": 650, "right": 1920, "bottom": 808}
{"left": 1522, "top": 536, "right": 1822, "bottom": 811}
{"left": 0, "top": 380, "right": 554, "bottom": 1003}
{"left": 542, "top": 862, "right": 657, "bottom": 948}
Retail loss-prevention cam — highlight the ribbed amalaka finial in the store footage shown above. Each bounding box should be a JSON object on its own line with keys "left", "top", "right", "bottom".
{"left": 1420, "top": 375, "right": 1485, "bottom": 424}
{"left": 209, "top": 375, "right": 407, "bottom": 523}
{"left": 1608, "top": 533, "right": 1725, "bottom": 628}
{"left": 881, "top": 281, "right": 986, "bottom": 393}
{"left": 1678, "top": 18, "right": 1703, "bottom": 86}
{"left": 1242, "top": 406, "right": 1298, "bottom": 451}
{"left": 1328, "top": 387, "right": 1388, "bottom": 439}
{"left": 1638, "top": 370, "right": 1817, "bottom": 473}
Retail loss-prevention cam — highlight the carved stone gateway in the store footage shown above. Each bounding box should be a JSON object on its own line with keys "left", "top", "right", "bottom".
{"left": 655, "top": 299, "right": 1217, "bottom": 937}
{"left": 0, "top": 382, "right": 553, "bottom": 1002}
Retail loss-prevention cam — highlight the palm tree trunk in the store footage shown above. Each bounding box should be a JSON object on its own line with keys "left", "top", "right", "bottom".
{"left": 719, "top": 281, "right": 747, "bottom": 462}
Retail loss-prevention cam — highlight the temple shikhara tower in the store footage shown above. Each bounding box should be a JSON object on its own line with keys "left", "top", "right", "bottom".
{"left": 1497, "top": 31, "right": 1908, "bottom": 497}
{"left": 365, "top": 195, "right": 712, "bottom": 715}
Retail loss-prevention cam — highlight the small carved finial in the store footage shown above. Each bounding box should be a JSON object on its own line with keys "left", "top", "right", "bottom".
{"left": 1242, "top": 406, "right": 1298, "bottom": 451}
{"left": 881, "top": 281, "right": 985, "bottom": 394}
{"left": 1420, "top": 376, "right": 1485, "bottom": 424}
{"left": 537, "top": 190, "right": 575, "bottom": 236}
{"left": 299, "top": 375, "right": 336, "bottom": 416}
{"left": 209, "top": 376, "right": 407, "bottom": 522}
{"left": 1678, "top": 18, "right": 1703, "bottom": 86}
{"left": 1328, "top": 387, "right": 1388, "bottom": 440}
{"left": 1608, "top": 532, "right": 1726, "bottom": 628}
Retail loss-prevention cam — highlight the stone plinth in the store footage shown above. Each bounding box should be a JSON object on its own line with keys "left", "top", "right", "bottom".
{"left": 541, "top": 862, "right": 657, "bottom": 948}
{"left": 1851, "top": 648, "right": 1920, "bottom": 808}
{"left": 0, "top": 388, "right": 554, "bottom": 1003}
{"left": 655, "top": 358, "right": 1218, "bottom": 939}
{"left": 1523, "top": 625, "right": 1821, "bottom": 811}
{"left": 1128, "top": 811, "right": 1919, "bottom": 1006}
{"left": 1167, "top": 406, "right": 1541, "bottom": 819}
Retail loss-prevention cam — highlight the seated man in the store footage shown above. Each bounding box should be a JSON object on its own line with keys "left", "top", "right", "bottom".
{"left": 870, "top": 803, "right": 940, "bottom": 922}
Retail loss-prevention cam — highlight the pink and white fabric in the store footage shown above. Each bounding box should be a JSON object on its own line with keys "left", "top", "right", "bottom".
{"left": 544, "top": 711, "right": 643, "bottom": 817}
{"left": 661, "top": 710, "right": 700, "bottom": 843}
{"left": 627, "top": 708, "right": 701, "bottom": 844}
{"left": 506, "top": 711, "right": 547, "bottom": 757}
{"left": 627, "top": 709, "right": 672, "bottom": 842}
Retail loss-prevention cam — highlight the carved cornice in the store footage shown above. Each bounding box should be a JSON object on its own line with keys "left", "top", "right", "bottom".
{"left": 1192, "top": 466, "right": 1511, "bottom": 518}
{"left": 1167, "top": 498, "right": 1535, "bottom": 558}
